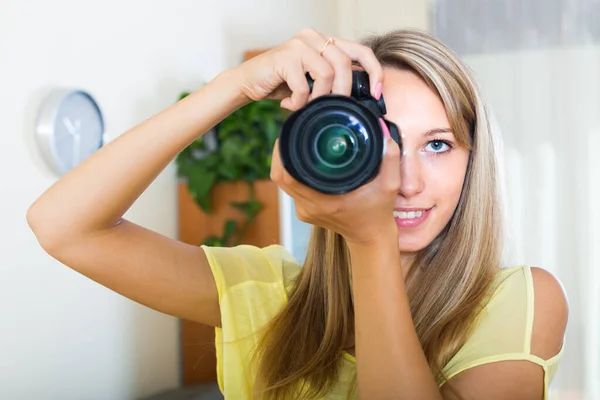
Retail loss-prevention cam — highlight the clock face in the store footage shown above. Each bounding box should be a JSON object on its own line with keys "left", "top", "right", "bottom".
{"left": 35, "top": 89, "right": 104, "bottom": 176}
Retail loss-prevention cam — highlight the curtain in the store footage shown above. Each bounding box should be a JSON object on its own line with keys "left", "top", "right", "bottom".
{"left": 431, "top": 1, "right": 600, "bottom": 399}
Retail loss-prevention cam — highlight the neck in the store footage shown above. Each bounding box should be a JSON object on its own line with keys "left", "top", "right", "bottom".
{"left": 400, "top": 252, "right": 417, "bottom": 279}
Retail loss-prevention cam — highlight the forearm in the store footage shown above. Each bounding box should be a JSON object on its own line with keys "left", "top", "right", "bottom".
{"left": 27, "top": 69, "right": 248, "bottom": 242}
{"left": 348, "top": 227, "right": 442, "bottom": 399}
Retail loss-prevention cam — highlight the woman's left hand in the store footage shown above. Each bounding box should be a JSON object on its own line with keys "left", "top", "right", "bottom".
{"left": 270, "top": 126, "right": 402, "bottom": 247}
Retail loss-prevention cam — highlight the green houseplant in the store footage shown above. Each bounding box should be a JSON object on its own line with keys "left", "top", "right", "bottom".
{"left": 175, "top": 91, "right": 288, "bottom": 247}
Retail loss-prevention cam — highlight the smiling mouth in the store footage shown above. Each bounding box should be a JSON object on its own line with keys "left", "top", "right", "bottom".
{"left": 393, "top": 207, "right": 433, "bottom": 228}
{"left": 394, "top": 210, "right": 424, "bottom": 219}
{"left": 393, "top": 207, "right": 433, "bottom": 220}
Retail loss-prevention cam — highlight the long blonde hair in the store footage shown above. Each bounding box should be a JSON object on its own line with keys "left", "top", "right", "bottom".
{"left": 252, "top": 28, "right": 505, "bottom": 399}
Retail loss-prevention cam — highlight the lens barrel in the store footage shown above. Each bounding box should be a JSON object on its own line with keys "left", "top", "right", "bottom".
{"left": 278, "top": 70, "right": 401, "bottom": 194}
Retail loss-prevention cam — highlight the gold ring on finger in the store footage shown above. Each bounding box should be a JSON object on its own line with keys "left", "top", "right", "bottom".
{"left": 319, "top": 37, "right": 336, "bottom": 56}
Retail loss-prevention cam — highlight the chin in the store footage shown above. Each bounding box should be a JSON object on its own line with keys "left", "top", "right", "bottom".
{"left": 397, "top": 236, "right": 429, "bottom": 254}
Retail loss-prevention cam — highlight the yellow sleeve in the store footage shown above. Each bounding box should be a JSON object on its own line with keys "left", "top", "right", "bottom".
{"left": 200, "top": 244, "right": 302, "bottom": 398}
{"left": 441, "top": 266, "right": 563, "bottom": 399}
{"left": 202, "top": 244, "right": 296, "bottom": 297}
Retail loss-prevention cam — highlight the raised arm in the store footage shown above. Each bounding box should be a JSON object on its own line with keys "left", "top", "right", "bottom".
{"left": 27, "top": 69, "right": 248, "bottom": 327}
{"left": 27, "top": 27, "right": 384, "bottom": 328}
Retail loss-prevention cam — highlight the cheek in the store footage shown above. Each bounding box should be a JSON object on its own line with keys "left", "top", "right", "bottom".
{"left": 422, "top": 153, "right": 468, "bottom": 209}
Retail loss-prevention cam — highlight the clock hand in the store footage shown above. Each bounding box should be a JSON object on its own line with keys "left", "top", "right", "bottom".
{"left": 64, "top": 117, "right": 83, "bottom": 167}
{"left": 63, "top": 117, "right": 77, "bottom": 135}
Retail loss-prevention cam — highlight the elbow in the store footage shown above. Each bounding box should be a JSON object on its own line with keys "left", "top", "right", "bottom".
{"left": 26, "top": 201, "right": 45, "bottom": 238}
{"left": 26, "top": 203, "right": 65, "bottom": 254}
{"left": 26, "top": 202, "right": 42, "bottom": 237}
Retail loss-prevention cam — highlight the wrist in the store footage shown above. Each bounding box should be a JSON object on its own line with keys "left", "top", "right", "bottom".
{"left": 344, "top": 222, "right": 398, "bottom": 250}
{"left": 221, "top": 67, "right": 254, "bottom": 108}
{"left": 346, "top": 224, "right": 403, "bottom": 279}
{"left": 189, "top": 67, "right": 251, "bottom": 114}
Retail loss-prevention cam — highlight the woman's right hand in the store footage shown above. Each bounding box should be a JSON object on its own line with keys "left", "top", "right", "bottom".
{"left": 232, "top": 28, "right": 384, "bottom": 111}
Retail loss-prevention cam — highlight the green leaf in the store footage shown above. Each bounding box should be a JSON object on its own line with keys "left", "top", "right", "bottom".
{"left": 222, "top": 219, "right": 238, "bottom": 246}
{"left": 202, "top": 236, "right": 223, "bottom": 247}
{"left": 231, "top": 200, "right": 262, "bottom": 219}
{"left": 188, "top": 168, "right": 216, "bottom": 212}
{"left": 220, "top": 137, "right": 242, "bottom": 165}
{"left": 188, "top": 168, "right": 215, "bottom": 197}
{"left": 203, "top": 153, "right": 220, "bottom": 168}
{"left": 265, "top": 117, "right": 279, "bottom": 146}
{"left": 194, "top": 192, "right": 212, "bottom": 212}
{"left": 242, "top": 170, "right": 260, "bottom": 182}
{"left": 178, "top": 91, "right": 191, "bottom": 101}
{"left": 218, "top": 162, "right": 238, "bottom": 180}
{"left": 175, "top": 94, "right": 286, "bottom": 246}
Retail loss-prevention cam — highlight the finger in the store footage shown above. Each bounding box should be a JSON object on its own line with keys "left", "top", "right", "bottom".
{"left": 280, "top": 165, "right": 322, "bottom": 205}
{"left": 308, "top": 34, "right": 353, "bottom": 96}
{"left": 324, "top": 45, "right": 353, "bottom": 96}
{"left": 300, "top": 47, "right": 334, "bottom": 101}
{"left": 329, "top": 38, "right": 383, "bottom": 98}
{"left": 279, "top": 59, "right": 311, "bottom": 111}
{"left": 267, "top": 83, "right": 292, "bottom": 102}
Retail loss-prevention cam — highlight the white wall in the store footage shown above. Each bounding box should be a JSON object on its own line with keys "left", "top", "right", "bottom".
{"left": 0, "top": 1, "right": 337, "bottom": 399}
{"left": 463, "top": 46, "right": 600, "bottom": 400}
{"left": 336, "top": 0, "right": 429, "bottom": 41}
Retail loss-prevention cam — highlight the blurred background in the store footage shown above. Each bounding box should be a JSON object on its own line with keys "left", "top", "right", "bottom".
{"left": 1, "top": 0, "right": 598, "bottom": 399}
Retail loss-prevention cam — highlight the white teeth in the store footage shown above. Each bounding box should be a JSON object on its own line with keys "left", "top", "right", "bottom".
{"left": 393, "top": 210, "right": 425, "bottom": 219}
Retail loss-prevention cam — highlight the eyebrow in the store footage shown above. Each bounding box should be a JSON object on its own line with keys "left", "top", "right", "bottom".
{"left": 424, "top": 128, "right": 453, "bottom": 137}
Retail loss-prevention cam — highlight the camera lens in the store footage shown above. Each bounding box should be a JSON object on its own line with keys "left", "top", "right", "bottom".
{"left": 313, "top": 123, "right": 358, "bottom": 174}
{"left": 301, "top": 110, "right": 371, "bottom": 183}
{"left": 279, "top": 95, "right": 385, "bottom": 194}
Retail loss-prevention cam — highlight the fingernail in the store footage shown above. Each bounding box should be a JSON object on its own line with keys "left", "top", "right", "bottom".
{"left": 374, "top": 83, "right": 382, "bottom": 100}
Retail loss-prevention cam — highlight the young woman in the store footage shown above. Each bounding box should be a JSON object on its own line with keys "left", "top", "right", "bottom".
{"left": 27, "top": 28, "right": 568, "bottom": 399}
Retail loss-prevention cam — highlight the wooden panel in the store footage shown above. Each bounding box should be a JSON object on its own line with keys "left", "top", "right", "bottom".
{"left": 178, "top": 180, "right": 280, "bottom": 249}
{"left": 179, "top": 180, "right": 280, "bottom": 384}
{"left": 243, "top": 49, "right": 270, "bottom": 61}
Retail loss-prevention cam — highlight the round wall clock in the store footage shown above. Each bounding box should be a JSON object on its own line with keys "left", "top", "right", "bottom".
{"left": 35, "top": 89, "right": 104, "bottom": 176}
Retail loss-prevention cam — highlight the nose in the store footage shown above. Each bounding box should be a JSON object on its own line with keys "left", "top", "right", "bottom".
{"left": 398, "top": 153, "right": 425, "bottom": 198}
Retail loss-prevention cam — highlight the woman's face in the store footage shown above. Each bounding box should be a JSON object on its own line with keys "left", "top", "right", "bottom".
{"left": 382, "top": 67, "right": 470, "bottom": 255}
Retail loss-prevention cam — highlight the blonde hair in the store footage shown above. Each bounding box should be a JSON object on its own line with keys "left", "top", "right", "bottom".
{"left": 252, "top": 28, "right": 505, "bottom": 399}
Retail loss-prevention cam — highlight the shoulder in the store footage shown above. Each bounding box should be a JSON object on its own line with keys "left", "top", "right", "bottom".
{"left": 485, "top": 265, "right": 568, "bottom": 358}
{"left": 202, "top": 243, "right": 302, "bottom": 294}
{"left": 440, "top": 266, "right": 568, "bottom": 399}
{"left": 529, "top": 267, "right": 569, "bottom": 359}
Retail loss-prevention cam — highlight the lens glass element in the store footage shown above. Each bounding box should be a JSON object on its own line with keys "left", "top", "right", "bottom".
{"left": 314, "top": 124, "right": 357, "bottom": 171}
{"left": 302, "top": 111, "right": 371, "bottom": 180}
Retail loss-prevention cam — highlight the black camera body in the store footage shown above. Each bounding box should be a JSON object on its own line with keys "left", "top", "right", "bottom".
{"left": 279, "top": 70, "right": 401, "bottom": 195}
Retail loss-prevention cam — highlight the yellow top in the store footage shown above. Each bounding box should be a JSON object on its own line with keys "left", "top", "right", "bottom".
{"left": 202, "top": 244, "right": 563, "bottom": 399}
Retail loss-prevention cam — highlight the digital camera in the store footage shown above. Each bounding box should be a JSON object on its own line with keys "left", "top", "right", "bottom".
{"left": 279, "top": 70, "right": 401, "bottom": 194}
